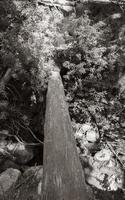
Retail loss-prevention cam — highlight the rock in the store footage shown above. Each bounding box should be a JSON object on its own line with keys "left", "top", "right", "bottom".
{"left": 0, "top": 141, "right": 34, "bottom": 165}
{"left": 75, "top": 123, "right": 91, "bottom": 141}
{"left": 84, "top": 150, "right": 124, "bottom": 191}
{"left": 21, "top": 165, "right": 43, "bottom": 196}
{"left": 0, "top": 160, "right": 27, "bottom": 173}
{"left": 108, "top": 175, "right": 121, "bottom": 191}
{"left": 75, "top": 123, "right": 99, "bottom": 154}
{"left": 23, "top": 166, "right": 43, "bottom": 180}
{"left": 79, "top": 123, "right": 92, "bottom": 133}
{"left": 80, "top": 138, "right": 94, "bottom": 153}
{"left": 75, "top": 123, "right": 99, "bottom": 143}
{"left": 86, "top": 129, "right": 99, "bottom": 143}
{"left": 87, "top": 174, "right": 104, "bottom": 190}
{"left": 7, "top": 142, "right": 34, "bottom": 164}
{"left": 6, "top": 166, "right": 43, "bottom": 200}
{"left": 94, "top": 149, "right": 112, "bottom": 162}
{"left": 0, "top": 168, "right": 21, "bottom": 196}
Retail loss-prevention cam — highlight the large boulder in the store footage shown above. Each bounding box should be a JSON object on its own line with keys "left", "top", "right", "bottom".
{"left": 6, "top": 166, "right": 43, "bottom": 200}
{"left": 7, "top": 142, "right": 34, "bottom": 164}
{"left": 0, "top": 168, "right": 21, "bottom": 197}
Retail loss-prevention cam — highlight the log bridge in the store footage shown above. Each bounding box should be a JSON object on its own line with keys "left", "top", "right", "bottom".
{"left": 42, "top": 71, "right": 89, "bottom": 200}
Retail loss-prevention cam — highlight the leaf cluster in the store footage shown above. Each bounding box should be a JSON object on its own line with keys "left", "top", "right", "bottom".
{"left": 55, "top": 12, "right": 125, "bottom": 140}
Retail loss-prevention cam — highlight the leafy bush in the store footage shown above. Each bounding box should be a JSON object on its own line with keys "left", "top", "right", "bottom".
{"left": 55, "top": 12, "right": 125, "bottom": 140}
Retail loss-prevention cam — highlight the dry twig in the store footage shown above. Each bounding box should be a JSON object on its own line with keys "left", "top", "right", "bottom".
{"left": 106, "top": 141, "right": 125, "bottom": 170}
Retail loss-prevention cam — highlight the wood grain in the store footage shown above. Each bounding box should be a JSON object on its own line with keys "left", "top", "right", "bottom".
{"left": 42, "top": 71, "right": 89, "bottom": 200}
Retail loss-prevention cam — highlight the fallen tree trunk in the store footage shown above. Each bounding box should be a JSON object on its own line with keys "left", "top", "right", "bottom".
{"left": 42, "top": 71, "right": 89, "bottom": 200}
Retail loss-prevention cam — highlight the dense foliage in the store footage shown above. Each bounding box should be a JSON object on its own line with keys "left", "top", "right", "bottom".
{"left": 0, "top": 0, "right": 46, "bottom": 152}
{"left": 54, "top": 8, "right": 125, "bottom": 144}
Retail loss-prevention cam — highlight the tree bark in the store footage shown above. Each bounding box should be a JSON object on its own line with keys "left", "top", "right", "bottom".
{"left": 42, "top": 71, "right": 89, "bottom": 200}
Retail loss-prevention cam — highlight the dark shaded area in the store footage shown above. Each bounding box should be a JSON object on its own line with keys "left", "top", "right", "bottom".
{"left": 93, "top": 188, "right": 125, "bottom": 200}
{"left": 0, "top": 0, "right": 47, "bottom": 167}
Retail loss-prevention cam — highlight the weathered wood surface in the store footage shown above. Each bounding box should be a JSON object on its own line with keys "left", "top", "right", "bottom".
{"left": 42, "top": 71, "right": 89, "bottom": 200}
